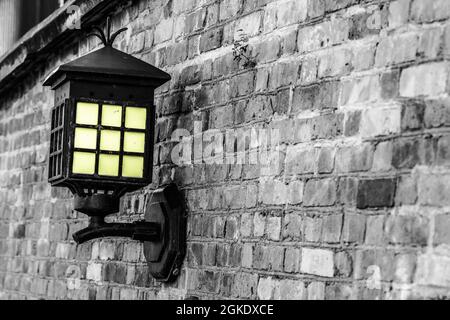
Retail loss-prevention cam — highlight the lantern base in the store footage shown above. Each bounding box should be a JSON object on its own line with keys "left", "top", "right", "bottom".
{"left": 74, "top": 194, "right": 120, "bottom": 217}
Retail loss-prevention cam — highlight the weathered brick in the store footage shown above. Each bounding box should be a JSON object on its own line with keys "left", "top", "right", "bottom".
{"left": 303, "top": 179, "right": 337, "bottom": 207}
{"left": 415, "top": 254, "right": 450, "bottom": 287}
{"left": 269, "top": 60, "right": 300, "bottom": 89}
{"left": 435, "top": 215, "right": 450, "bottom": 245}
{"left": 235, "top": 11, "right": 262, "bottom": 37}
{"left": 253, "top": 212, "right": 266, "bottom": 238}
{"left": 396, "top": 175, "right": 418, "bottom": 205}
{"left": 254, "top": 36, "right": 281, "bottom": 63}
{"left": 334, "top": 251, "right": 353, "bottom": 278}
{"left": 400, "top": 63, "right": 449, "bottom": 98}
{"left": 401, "top": 100, "right": 425, "bottom": 132}
{"left": 385, "top": 215, "right": 429, "bottom": 245}
{"left": 445, "top": 23, "right": 450, "bottom": 57}
{"left": 321, "top": 214, "right": 342, "bottom": 243}
{"left": 253, "top": 245, "right": 284, "bottom": 271}
{"left": 266, "top": 216, "right": 281, "bottom": 241}
{"left": 424, "top": 98, "right": 450, "bottom": 128}
{"left": 349, "top": 8, "right": 387, "bottom": 40}
{"left": 418, "top": 28, "right": 441, "bottom": 59}
{"left": 301, "top": 248, "right": 334, "bottom": 277}
{"left": 275, "top": 0, "right": 308, "bottom": 27}
{"left": 418, "top": 172, "right": 450, "bottom": 206}
{"left": 394, "top": 253, "right": 416, "bottom": 284}
{"left": 285, "top": 145, "right": 315, "bottom": 175}
{"left": 200, "top": 28, "right": 223, "bottom": 52}
{"left": 411, "top": 0, "right": 450, "bottom": 23}
{"left": 282, "top": 212, "right": 302, "bottom": 240}
{"left": 257, "top": 277, "right": 279, "bottom": 300}
{"left": 392, "top": 137, "right": 435, "bottom": 169}
{"left": 241, "top": 243, "right": 253, "bottom": 268}
{"left": 299, "top": 56, "right": 318, "bottom": 84}
{"left": 259, "top": 179, "right": 287, "bottom": 205}
{"left": 335, "top": 144, "right": 373, "bottom": 173}
{"left": 372, "top": 141, "right": 393, "bottom": 172}
{"left": 292, "top": 81, "right": 340, "bottom": 113}
{"left": 344, "top": 110, "right": 361, "bottom": 137}
{"left": 86, "top": 263, "right": 102, "bottom": 282}
{"left": 317, "top": 147, "right": 335, "bottom": 173}
{"left": 324, "top": 0, "right": 358, "bottom": 13}
{"left": 275, "top": 89, "right": 290, "bottom": 115}
{"left": 283, "top": 247, "right": 301, "bottom": 273}
{"left": 360, "top": 104, "right": 401, "bottom": 138}
{"left": 337, "top": 177, "right": 358, "bottom": 205}
{"left": 311, "top": 113, "right": 344, "bottom": 140}
{"left": 219, "top": 0, "right": 241, "bottom": 21}
{"left": 342, "top": 214, "right": 366, "bottom": 243}
{"left": 243, "top": 95, "right": 274, "bottom": 122}
{"left": 354, "top": 249, "right": 395, "bottom": 281}
{"left": 297, "top": 18, "right": 348, "bottom": 53}
{"left": 154, "top": 18, "right": 174, "bottom": 44}
{"left": 389, "top": 0, "right": 411, "bottom": 28}
{"left": 357, "top": 179, "right": 397, "bottom": 209}
{"left": 318, "top": 46, "right": 353, "bottom": 78}
{"left": 375, "top": 33, "right": 418, "bottom": 67}
{"left": 307, "top": 282, "right": 325, "bottom": 300}
{"left": 230, "top": 71, "right": 255, "bottom": 98}
{"left": 279, "top": 279, "right": 305, "bottom": 299}
{"left": 233, "top": 272, "right": 258, "bottom": 298}
{"left": 303, "top": 216, "right": 322, "bottom": 243}
{"left": 281, "top": 28, "right": 297, "bottom": 55}
{"left": 340, "top": 75, "right": 380, "bottom": 105}
{"left": 437, "top": 135, "right": 450, "bottom": 165}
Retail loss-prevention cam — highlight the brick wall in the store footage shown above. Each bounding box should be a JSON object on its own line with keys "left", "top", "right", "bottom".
{"left": 1, "top": 0, "right": 450, "bottom": 300}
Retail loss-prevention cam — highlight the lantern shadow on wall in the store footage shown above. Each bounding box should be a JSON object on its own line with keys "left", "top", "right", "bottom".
{"left": 43, "top": 18, "right": 186, "bottom": 282}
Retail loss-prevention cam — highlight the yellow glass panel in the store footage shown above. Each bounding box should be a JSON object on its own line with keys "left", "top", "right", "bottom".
{"left": 76, "top": 102, "right": 99, "bottom": 125}
{"left": 125, "top": 107, "right": 147, "bottom": 129}
{"left": 123, "top": 132, "right": 145, "bottom": 153}
{"left": 74, "top": 128, "right": 97, "bottom": 149}
{"left": 122, "top": 156, "right": 144, "bottom": 178}
{"left": 72, "top": 152, "right": 95, "bottom": 175}
{"left": 102, "top": 105, "right": 122, "bottom": 127}
{"left": 98, "top": 154, "right": 119, "bottom": 176}
{"left": 100, "top": 130, "right": 121, "bottom": 151}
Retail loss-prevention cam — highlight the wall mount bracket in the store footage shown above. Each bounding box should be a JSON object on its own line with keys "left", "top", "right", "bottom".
{"left": 72, "top": 184, "right": 186, "bottom": 282}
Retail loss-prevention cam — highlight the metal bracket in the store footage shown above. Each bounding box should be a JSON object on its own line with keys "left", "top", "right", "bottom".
{"left": 72, "top": 220, "right": 160, "bottom": 244}
{"left": 143, "top": 184, "right": 186, "bottom": 282}
{"left": 71, "top": 184, "right": 186, "bottom": 282}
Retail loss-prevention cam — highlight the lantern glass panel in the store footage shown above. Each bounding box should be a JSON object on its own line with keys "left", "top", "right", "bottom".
{"left": 125, "top": 107, "right": 146, "bottom": 129}
{"left": 72, "top": 152, "right": 96, "bottom": 174}
{"left": 122, "top": 156, "right": 144, "bottom": 178}
{"left": 123, "top": 132, "right": 145, "bottom": 153}
{"left": 74, "top": 128, "right": 97, "bottom": 149}
{"left": 101, "top": 105, "right": 122, "bottom": 127}
{"left": 98, "top": 154, "right": 120, "bottom": 176}
{"left": 76, "top": 102, "right": 99, "bottom": 125}
{"left": 100, "top": 130, "right": 121, "bottom": 151}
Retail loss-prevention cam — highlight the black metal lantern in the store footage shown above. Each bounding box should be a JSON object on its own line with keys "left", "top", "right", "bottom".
{"left": 43, "top": 18, "right": 186, "bottom": 282}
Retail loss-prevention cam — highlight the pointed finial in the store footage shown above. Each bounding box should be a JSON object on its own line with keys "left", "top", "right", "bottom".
{"left": 87, "top": 16, "right": 127, "bottom": 47}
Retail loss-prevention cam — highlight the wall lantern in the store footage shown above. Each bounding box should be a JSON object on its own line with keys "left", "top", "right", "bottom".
{"left": 43, "top": 18, "right": 186, "bottom": 282}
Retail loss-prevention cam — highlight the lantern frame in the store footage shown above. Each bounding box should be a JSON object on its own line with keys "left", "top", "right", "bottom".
{"left": 48, "top": 97, "right": 156, "bottom": 197}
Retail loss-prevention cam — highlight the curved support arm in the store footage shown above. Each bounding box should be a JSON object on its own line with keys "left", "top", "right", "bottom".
{"left": 73, "top": 221, "right": 160, "bottom": 244}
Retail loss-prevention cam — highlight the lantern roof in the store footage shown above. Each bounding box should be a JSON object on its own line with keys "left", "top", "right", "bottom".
{"left": 43, "top": 46, "right": 171, "bottom": 88}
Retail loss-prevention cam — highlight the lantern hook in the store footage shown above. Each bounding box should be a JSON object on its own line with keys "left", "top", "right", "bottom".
{"left": 87, "top": 16, "right": 127, "bottom": 47}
